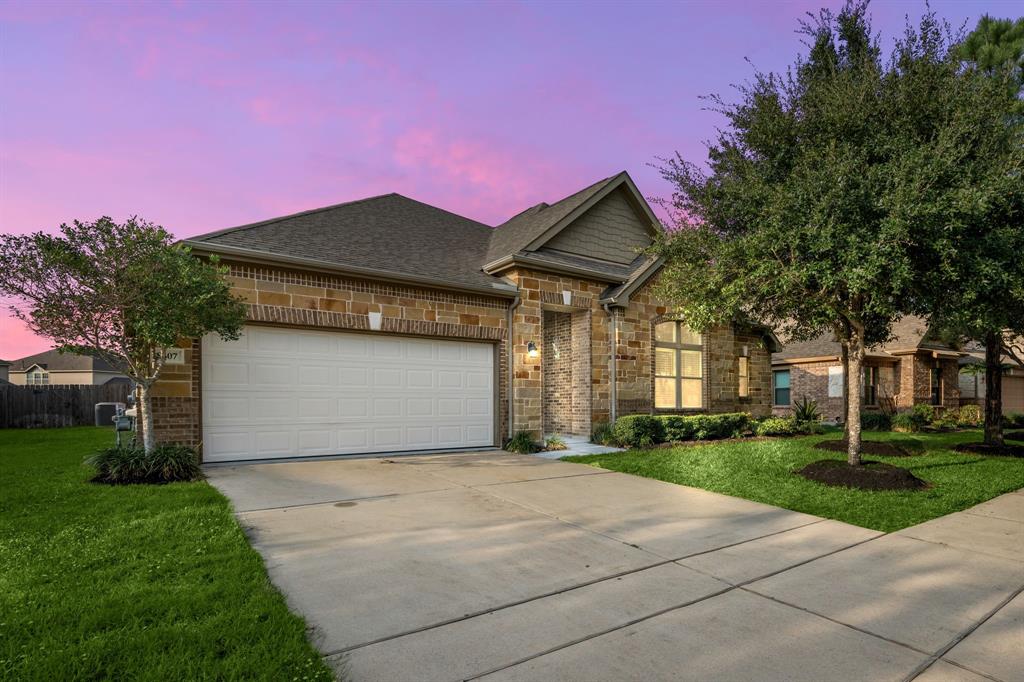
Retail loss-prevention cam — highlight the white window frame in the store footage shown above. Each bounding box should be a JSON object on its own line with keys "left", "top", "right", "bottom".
{"left": 26, "top": 368, "right": 49, "bottom": 385}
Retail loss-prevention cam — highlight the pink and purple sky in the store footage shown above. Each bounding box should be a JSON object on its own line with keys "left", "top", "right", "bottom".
{"left": 0, "top": 0, "right": 1008, "bottom": 359}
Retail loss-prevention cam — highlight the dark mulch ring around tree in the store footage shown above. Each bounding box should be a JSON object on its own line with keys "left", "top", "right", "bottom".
{"left": 954, "top": 442, "right": 1024, "bottom": 458}
{"left": 796, "top": 459, "right": 929, "bottom": 491}
{"left": 1005, "top": 431, "right": 1024, "bottom": 442}
{"left": 813, "top": 438, "right": 924, "bottom": 457}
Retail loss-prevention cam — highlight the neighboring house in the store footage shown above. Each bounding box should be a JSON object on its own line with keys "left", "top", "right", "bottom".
{"left": 7, "top": 350, "right": 128, "bottom": 386}
{"left": 0, "top": 359, "right": 10, "bottom": 384}
{"left": 771, "top": 317, "right": 963, "bottom": 421}
{"left": 958, "top": 342, "right": 1024, "bottom": 415}
{"left": 150, "top": 171, "right": 779, "bottom": 462}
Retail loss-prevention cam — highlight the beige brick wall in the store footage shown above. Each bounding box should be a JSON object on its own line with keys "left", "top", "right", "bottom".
{"left": 151, "top": 262, "right": 511, "bottom": 458}
{"left": 152, "top": 259, "right": 773, "bottom": 453}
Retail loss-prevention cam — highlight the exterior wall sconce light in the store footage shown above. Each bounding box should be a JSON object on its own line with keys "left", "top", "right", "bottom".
{"left": 527, "top": 341, "right": 539, "bottom": 358}
{"left": 368, "top": 311, "right": 383, "bottom": 331}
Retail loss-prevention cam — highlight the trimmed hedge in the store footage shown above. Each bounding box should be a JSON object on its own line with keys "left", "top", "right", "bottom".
{"left": 611, "top": 412, "right": 753, "bottom": 448}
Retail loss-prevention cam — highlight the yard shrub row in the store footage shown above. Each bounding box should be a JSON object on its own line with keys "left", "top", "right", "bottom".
{"left": 611, "top": 413, "right": 753, "bottom": 448}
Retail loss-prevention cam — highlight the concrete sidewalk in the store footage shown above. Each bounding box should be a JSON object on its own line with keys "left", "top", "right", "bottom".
{"left": 207, "top": 454, "right": 1023, "bottom": 682}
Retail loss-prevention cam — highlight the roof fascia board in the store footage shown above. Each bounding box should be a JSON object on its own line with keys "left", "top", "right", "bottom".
{"left": 184, "top": 241, "right": 519, "bottom": 299}
{"left": 482, "top": 254, "right": 628, "bottom": 283}
{"left": 598, "top": 257, "right": 664, "bottom": 306}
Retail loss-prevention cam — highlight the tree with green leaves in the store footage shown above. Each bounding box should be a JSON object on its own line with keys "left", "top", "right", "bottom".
{"left": 0, "top": 218, "right": 246, "bottom": 453}
{"left": 928, "top": 14, "right": 1024, "bottom": 449}
{"left": 652, "top": 2, "right": 1018, "bottom": 465}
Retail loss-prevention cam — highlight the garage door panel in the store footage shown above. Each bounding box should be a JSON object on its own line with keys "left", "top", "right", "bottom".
{"left": 203, "top": 327, "right": 494, "bottom": 461}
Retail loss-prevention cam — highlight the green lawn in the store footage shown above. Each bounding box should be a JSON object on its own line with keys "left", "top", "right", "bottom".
{"left": 565, "top": 429, "right": 1024, "bottom": 532}
{"left": 0, "top": 427, "right": 332, "bottom": 681}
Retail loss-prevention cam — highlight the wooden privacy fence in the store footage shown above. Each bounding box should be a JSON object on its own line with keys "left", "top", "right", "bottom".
{"left": 0, "top": 383, "right": 131, "bottom": 428}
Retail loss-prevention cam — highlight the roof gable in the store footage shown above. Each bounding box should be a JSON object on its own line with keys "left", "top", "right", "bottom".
{"left": 484, "top": 171, "right": 660, "bottom": 267}
{"left": 9, "top": 349, "right": 120, "bottom": 373}
{"left": 541, "top": 187, "right": 653, "bottom": 265}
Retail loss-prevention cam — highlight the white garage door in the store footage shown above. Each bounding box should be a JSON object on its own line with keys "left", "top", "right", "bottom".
{"left": 202, "top": 326, "right": 495, "bottom": 462}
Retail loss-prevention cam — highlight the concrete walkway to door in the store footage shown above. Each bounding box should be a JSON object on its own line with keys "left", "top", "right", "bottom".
{"left": 206, "top": 453, "right": 1023, "bottom": 682}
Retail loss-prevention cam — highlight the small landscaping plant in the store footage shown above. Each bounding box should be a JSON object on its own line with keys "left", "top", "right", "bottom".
{"left": 612, "top": 415, "right": 666, "bottom": 448}
{"left": 87, "top": 443, "right": 202, "bottom": 484}
{"left": 1004, "top": 413, "right": 1024, "bottom": 429}
{"left": 957, "top": 405, "right": 982, "bottom": 427}
{"left": 792, "top": 396, "right": 821, "bottom": 424}
{"left": 590, "top": 421, "right": 616, "bottom": 446}
{"left": 755, "top": 416, "right": 799, "bottom": 437}
{"left": 504, "top": 431, "right": 540, "bottom": 454}
{"left": 544, "top": 435, "right": 568, "bottom": 451}
{"left": 860, "top": 412, "right": 892, "bottom": 431}
{"left": 892, "top": 413, "right": 919, "bottom": 432}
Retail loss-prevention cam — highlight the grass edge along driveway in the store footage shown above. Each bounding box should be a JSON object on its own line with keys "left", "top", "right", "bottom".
{"left": 0, "top": 427, "right": 333, "bottom": 681}
{"left": 565, "top": 429, "right": 1024, "bottom": 532}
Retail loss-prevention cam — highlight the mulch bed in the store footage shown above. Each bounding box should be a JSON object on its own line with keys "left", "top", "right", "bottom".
{"left": 813, "top": 439, "right": 921, "bottom": 457}
{"left": 1005, "top": 431, "right": 1024, "bottom": 442}
{"left": 953, "top": 442, "right": 1024, "bottom": 458}
{"left": 796, "top": 459, "right": 928, "bottom": 491}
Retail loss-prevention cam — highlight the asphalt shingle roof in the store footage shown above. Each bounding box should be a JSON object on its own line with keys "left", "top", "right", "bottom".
{"left": 191, "top": 194, "right": 502, "bottom": 291}
{"left": 772, "top": 316, "right": 957, "bottom": 362}
{"left": 9, "top": 349, "right": 121, "bottom": 373}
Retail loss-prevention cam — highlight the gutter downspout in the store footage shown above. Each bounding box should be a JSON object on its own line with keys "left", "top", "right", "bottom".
{"left": 603, "top": 303, "right": 618, "bottom": 423}
{"left": 506, "top": 294, "right": 522, "bottom": 441}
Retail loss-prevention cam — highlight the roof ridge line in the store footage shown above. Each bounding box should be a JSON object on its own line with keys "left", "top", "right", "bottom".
{"left": 189, "top": 193, "right": 401, "bottom": 242}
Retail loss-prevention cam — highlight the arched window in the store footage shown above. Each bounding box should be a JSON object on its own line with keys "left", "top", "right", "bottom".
{"left": 654, "top": 321, "right": 703, "bottom": 409}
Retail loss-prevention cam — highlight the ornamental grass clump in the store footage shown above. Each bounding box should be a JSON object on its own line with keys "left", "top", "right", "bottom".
{"left": 87, "top": 443, "right": 203, "bottom": 484}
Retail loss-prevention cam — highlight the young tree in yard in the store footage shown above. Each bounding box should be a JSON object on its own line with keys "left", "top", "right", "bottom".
{"left": 652, "top": 2, "right": 1014, "bottom": 465}
{"left": 0, "top": 218, "right": 246, "bottom": 453}
{"left": 929, "top": 15, "right": 1024, "bottom": 449}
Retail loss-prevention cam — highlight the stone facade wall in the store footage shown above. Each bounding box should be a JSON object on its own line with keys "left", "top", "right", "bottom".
{"left": 151, "top": 262, "right": 511, "bottom": 458}
{"left": 152, "top": 259, "right": 774, "bottom": 454}
{"left": 504, "top": 268, "right": 609, "bottom": 438}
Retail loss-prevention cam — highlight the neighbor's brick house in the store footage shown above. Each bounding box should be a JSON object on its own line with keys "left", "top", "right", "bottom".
{"left": 151, "top": 172, "right": 778, "bottom": 462}
{"left": 771, "top": 317, "right": 964, "bottom": 421}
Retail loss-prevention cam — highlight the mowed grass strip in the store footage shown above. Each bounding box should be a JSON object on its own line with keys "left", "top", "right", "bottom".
{"left": 0, "top": 427, "right": 332, "bottom": 681}
{"left": 565, "top": 429, "right": 1024, "bottom": 532}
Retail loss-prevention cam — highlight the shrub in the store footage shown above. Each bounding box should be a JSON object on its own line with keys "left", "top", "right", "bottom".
{"left": 87, "top": 444, "right": 202, "bottom": 484}
{"left": 892, "top": 413, "right": 920, "bottom": 433}
{"left": 755, "top": 417, "right": 799, "bottom": 437}
{"left": 612, "top": 415, "right": 666, "bottom": 448}
{"left": 683, "top": 413, "right": 752, "bottom": 440}
{"left": 504, "top": 431, "right": 540, "bottom": 454}
{"left": 1005, "top": 413, "right": 1024, "bottom": 428}
{"left": 793, "top": 396, "right": 821, "bottom": 424}
{"left": 544, "top": 435, "right": 568, "bottom": 451}
{"left": 932, "top": 409, "right": 960, "bottom": 430}
{"left": 590, "top": 421, "right": 616, "bottom": 446}
{"left": 860, "top": 412, "right": 892, "bottom": 431}
{"left": 910, "top": 404, "right": 935, "bottom": 425}
{"left": 957, "top": 404, "right": 982, "bottom": 427}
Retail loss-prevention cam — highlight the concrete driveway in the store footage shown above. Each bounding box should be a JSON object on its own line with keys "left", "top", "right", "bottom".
{"left": 207, "top": 453, "right": 1023, "bottom": 682}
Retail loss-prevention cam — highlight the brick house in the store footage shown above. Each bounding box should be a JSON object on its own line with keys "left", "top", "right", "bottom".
{"left": 151, "top": 172, "right": 778, "bottom": 462}
{"left": 958, "top": 342, "right": 1024, "bottom": 415}
{"left": 771, "top": 317, "right": 963, "bottom": 421}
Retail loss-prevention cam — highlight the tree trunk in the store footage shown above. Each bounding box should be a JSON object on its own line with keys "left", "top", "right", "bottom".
{"left": 841, "top": 343, "right": 850, "bottom": 440}
{"left": 984, "top": 332, "right": 1004, "bottom": 447}
{"left": 138, "top": 381, "right": 156, "bottom": 454}
{"left": 846, "top": 330, "right": 865, "bottom": 466}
